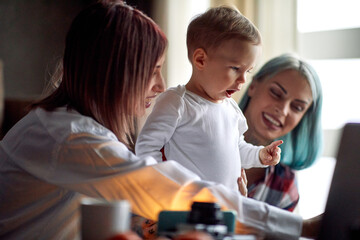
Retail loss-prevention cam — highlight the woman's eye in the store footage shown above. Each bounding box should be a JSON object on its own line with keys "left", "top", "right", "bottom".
{"left": 292, "top": 105, "right": 304, "bottom": 112}
{"left": 270, "top": 88, "right": 281, "bottom": 98}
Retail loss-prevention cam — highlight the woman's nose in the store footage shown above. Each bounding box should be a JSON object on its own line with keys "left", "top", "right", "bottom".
{"left": 275, "top": 102, "right": 290, "bottom": 116}
{"left": 153, "top": 74, "right": 165, "bottom": 93}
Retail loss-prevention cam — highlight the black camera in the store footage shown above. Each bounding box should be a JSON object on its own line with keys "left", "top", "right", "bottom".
{"left": 178, "top": 202, "right": 228, "bottom": 239}
{"left": 158, "top": 202, "right": 256, "bottom": 240}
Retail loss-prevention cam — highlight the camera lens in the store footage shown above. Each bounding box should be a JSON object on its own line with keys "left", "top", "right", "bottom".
{"left": 187, "top": 202, "right": 224, "bottom": 225}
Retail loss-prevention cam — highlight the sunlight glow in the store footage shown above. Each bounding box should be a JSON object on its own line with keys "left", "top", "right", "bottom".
{"left": 297, "top": 0, "right": 360, "bottom": 33}
{"left": 309, "top": 59, "right": 360, "bottom": 129}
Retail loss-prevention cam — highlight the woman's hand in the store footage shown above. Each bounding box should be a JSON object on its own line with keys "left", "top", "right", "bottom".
{"left": 237, "top": 168, "right": 248, "bottom": 197}
{"left": 259, "top": 140, "right": 283, "bottom": 166}
{"left": 301, "top": 213, "right": 323, "bottom": 239}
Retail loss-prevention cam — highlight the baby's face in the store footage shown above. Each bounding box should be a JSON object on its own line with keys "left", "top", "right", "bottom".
{"left": 196, "top": 39, "right": 261, "bottom": 103}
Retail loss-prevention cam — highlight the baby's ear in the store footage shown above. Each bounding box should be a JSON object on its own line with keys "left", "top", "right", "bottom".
{"left": 192, "top": 48, "right": 207, "bottom": 70}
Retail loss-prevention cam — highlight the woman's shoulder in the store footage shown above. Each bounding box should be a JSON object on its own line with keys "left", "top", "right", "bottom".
{"left": 34, "top": 107, "right": 117, "bottom": 141}
{"left": 0, "top": 107, "right": 114, "bottom": 160}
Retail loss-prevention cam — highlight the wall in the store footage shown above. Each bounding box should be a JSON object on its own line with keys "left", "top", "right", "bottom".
{"left": 0, "top": 0, "right": 94, "bottom": 100}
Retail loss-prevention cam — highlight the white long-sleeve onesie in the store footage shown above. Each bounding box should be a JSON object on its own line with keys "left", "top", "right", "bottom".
{"left": 136, "top": 85, "right": 265, "bottom": 190}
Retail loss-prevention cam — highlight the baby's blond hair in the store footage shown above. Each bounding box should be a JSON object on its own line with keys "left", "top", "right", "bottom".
{"left": 186, "top": 5, "right": 261, "bottom": 62}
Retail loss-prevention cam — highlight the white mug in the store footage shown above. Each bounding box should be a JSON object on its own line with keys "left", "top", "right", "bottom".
{"left": 81, "top": 198, "right": 131, "bottom": 240}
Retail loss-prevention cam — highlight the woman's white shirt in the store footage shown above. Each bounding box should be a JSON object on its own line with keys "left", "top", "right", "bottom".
{"left": 0, "top": 107, "right": 302, "bottom": 239}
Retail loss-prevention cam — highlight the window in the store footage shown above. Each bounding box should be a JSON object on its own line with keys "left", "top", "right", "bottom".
{"left": 308, "top": 58, "right": 360, "bottom": 129}
{"left": 297, "top": 0, "right": 360, "bottom": 32}
{"left": 296, "top": 0, "right": 360, "bottom": 218}
{"left": 164, "top": 0, "right": 210, "bottom": 88}
{"left": 297, "top": 0, "right": 360, "bottom": 130}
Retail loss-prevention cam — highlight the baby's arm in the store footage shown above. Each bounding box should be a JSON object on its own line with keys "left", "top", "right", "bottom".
{"left": 135, "top": 90, "right": 183, "bottom": 162}
{"left": 259, "top": 140, "right": 283, "bottom": 165}
{"left": 238, "top": 137, "right": 265, "bottom": 169}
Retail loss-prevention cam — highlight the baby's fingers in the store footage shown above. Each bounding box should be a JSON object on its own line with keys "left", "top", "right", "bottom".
{"left": 268, "top": 140, "right": 283, "bottom": 151}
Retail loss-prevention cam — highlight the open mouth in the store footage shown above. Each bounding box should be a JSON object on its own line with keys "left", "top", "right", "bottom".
{"left": 226, "top": 90, "right": 236, "bottom": 97}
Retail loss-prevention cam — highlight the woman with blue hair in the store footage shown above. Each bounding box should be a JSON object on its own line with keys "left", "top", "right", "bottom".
{"left": 238, "top": 53, "right": 323, "bottom": 211}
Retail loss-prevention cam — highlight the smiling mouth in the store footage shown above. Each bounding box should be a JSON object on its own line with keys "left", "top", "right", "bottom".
{"left": 145, "top": 93, "right": 159, "bottom": 108}
{"left": 145, "top": 97, "right": 154, "bottom": 108}
{"left": 263, "top": 113, "right": 282, "bottom": 127}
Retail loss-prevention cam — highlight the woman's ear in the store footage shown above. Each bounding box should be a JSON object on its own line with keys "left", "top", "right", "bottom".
{"left": 247, "top": 81, "right": 258, "bottom": 97}
{"left": 192, "top": 48, "right": 207, "bottom": 70}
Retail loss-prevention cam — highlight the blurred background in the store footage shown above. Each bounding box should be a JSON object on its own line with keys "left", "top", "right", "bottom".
{"left": 0, "top": 0, "right": 359, "bottom": 219}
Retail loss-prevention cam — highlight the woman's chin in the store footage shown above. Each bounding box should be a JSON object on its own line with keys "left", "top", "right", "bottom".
{"left": 253, "top": 125, "right": 281, "bottom": 143}
{"left": 134, "top": 106, "right": 145, "bottom": 117}
{"left": 261, "top": 130, "right": 283, "bottom": 142}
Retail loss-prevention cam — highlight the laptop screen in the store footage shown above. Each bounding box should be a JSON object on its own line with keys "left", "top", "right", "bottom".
{"left": 317, "top": 123, "right": 360, "bottom": 240}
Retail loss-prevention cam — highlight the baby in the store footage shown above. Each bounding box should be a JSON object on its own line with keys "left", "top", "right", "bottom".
{"left": 136, "top": 6, "right": 282, "bottom": 191}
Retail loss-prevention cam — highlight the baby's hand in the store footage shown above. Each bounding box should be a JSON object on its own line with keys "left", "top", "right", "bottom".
{"left": 259, "top": 140, "right": 283, "bottom": 165}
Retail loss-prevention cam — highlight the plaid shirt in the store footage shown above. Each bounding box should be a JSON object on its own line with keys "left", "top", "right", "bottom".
{"left": 248, "top": 163, "right": 299, "bottom": 212}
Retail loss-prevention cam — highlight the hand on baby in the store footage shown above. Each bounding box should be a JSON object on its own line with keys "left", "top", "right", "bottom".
{"left": 259, "top": 140, "right": 283, "bottom": 165}
{"left": 237, "top": 169, "right": 248, "bottom": 197}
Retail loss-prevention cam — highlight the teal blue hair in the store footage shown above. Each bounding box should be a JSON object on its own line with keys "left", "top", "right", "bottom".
{"left": 239, "top": 53, "right": 323, "bottom": 170}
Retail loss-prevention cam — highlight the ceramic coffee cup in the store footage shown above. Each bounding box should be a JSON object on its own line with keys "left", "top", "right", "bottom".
{"left": 81, "top": 198, "right": 131, "bottom": 240}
